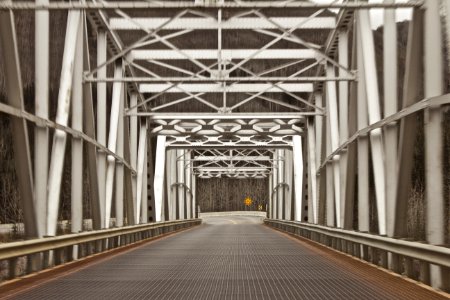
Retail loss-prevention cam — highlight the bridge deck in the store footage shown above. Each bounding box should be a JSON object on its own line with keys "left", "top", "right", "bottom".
{"left": 5, "top": 216, "right": 447, "bottom": 300}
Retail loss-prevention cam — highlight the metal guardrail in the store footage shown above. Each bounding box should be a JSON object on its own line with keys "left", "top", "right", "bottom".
{"left": 265, "top": 219, "right": 450, "bottom": 270}
{"left": 0, "top": 219, "right": 201, "bottom": 280}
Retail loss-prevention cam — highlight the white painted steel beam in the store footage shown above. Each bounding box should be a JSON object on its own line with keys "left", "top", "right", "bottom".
{"left": 424, "top": 0, "right": 448, "bottom": 290}
{"left": 153, "top": 135, "right": 166, "bottom": 222}
{"left": 357, "top": 10, "right": 386, "bottom": 236}
{"left": 136, "top": 122, "right": 148, "bottom": 223}
{"left": 129, "top": 93, "right": 138, "bottom": 213}
{"left": 139, "top": 83, "right": 313, "bottom": 93}
{"left": 177, "top": 149, "right": 185, "bottom": 220}
{"left": 284, "top": 150, "right": 293, "bottom": 220}
{"left": 272, "top": 151, "right": 278, "bottom": 219}
{"left": 185, "top": 153, "right": 192, "bottom": 219}
{"left": 71, "top": 16, "right": 83, "bottom": 239}
{"left": 191, "top": 173, "right": 196, "bottom": 218}
{"left": 105, "top": 64, "right": 123, "bottom": 229}
{"left": 357, "top": 26, "right": 369, "bottom": 234}
{"left": 0, "top": 8, "right": 38, "bottom": 238}
{"left": 0, "top": 1, "right": 423, "bottom": 9}
{"left": 96, "top": 30, "right": 107, "bottom": 229}
{"left": 195, "top": 167, "right": 271, "bottom": 172}
{"left": 34, "top": 0, "right": 49, "bottom": 238}
{"left": 338, "top": 29, "right": 349, "bottom": 229}
{"left": 326, "top": 65, "right": 341, "bottom": 228}
{"left": 166, "top": 150, "right": 177, "bottom": 221}
{"left": 306, "top": 120, "right": 317, "bottom": 224}
{"left": 139, "top": 113, "right": 315, "bottom": 119}
{"left": 82, "top": 20, "right": 101, "bottom": 230}
{"left": 292, "top": 136, "right": 303, "bottom": 222}
{"left": 115, "top": 85, "right": 125, "bottom": 228}
{"left": 110, "top": 17, "right": 336, "bottom": 30}
{"left": 277, "top": 149, "right": 284, "bottom": 220}
{"left": 46, "top": 11, "right": 81, "bottom": 236}
{"left": 268, "top": 173, "right": 273, "bottom": 218}
{"left": 141, "top": 140, "right": 148, "bottom": 223}
{"left": 130, "top": 49, "right": 317, "bottom": 61}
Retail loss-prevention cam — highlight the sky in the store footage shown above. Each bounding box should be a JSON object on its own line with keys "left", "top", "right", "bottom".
{"left": 310, "top": 0, "right": 413, "bottom": 29}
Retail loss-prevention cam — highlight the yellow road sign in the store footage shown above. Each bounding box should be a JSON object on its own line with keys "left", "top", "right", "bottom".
{"left": 244, "top": 197, "right": 252, "bottom": 206}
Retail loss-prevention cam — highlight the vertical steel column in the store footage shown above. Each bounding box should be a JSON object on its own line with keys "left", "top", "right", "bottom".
{"left": 153, "top": 135, "right": 166, "bottom": 222}
{"left": 326, "top": 65, "right": 341, "bottom": 228}
{"left": 277, "top": 149, "right": 284, "bottom": 220}
{"left": 46, "top": 11, "right": 81, "bottom": 236}
{"left": 177, "top": 149, "right": 186, "bottom": 219}
{"left": 82, "top": 21, "right": 101, "bottom": 230}
{"left": 357, "top": 25, "right": 370, "bottom": 233}
{"left": 122, "top": 111, "right": 135, "bottom": 226}
{"left": 357, "top": 9, "right": 387, "bottom": 235}
{"left": 338, "top": 29, "right": 349, "bottom": 228}
{"left": 343, "top": 28, "right": 358, "bottom": 230}
{"left": 325, "top": 112, "right": 335, "bottom": 228}
{"left": 71, "top": 14, "right": 84, "bottom": 237}
{"left": 395, "top": 10, "right": 423, "bottom": 239}
{"left": 191, "top": 173, "right": 197, "bottom": 218}
{"left": 272, "top": 151, "right": 278, "bottom": 219}
{"left": 104, "top": 63, "right": 123, "bottom": 228}
{"left": 35, "top": 0, "right": 49, "bottom": 238}
{"left": 424, "top": 0, "right": 447, "bottom": 289}
{"left": 191, "top": 171, "right": 198, "bottom": 219}
{"left": 284, "top": 150, "right": 293, "bottom": 220}
{"left": 383, "top": 0, "right": 399, "bottom": 270}
{"left": 384, "top": 0, "right": 398, "bottom": 237}
{"left": 129, "top": 94, "right": 138, "bottom": 208}
{"left": 115, "top": 85, "right": 125, "bottom": 227}
{"left": 130, "top": 93, "right": 138, "bottom": 206}
{"left": 145, "top": 137, "right": 156, "bottom": 223}
{"left": 306, "top": 119, "right": 317, "bottom": 223}
{"left": 0, "top": 7, "right": 38, "bottom": 238}
{"left": 141, "top": 140, "right": 148, "bottom": 223}
{"left": 96, "top": 30, "right": 107, "bottom": 228}
{"left": 185, "top": 152, "right": 192, "bottom": 219}
{"left": 292, "top": 135, "right": 304, "bottom": 222}
{"left": 136, "top": 122, "right": 148, "bottom": 223}
{"left": 315, "top": 93, "right": 325, "bottom": 224}
{"left": 166, "top": 150, "right": 177, "bottom": 220}
{"left": 268, "top": 173, "right": 273, "bottom": 218}
{"left": 301, "top": 140, "right": 309, "bottom": 221}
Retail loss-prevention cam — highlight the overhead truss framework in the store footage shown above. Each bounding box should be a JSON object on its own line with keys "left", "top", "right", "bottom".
{"left": 1, "top": 0, "right": 449, "bottom": 292}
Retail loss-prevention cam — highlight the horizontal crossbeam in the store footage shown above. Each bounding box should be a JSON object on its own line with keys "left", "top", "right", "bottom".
{"left": 87, "top": 76, "right": 354, "bottom": 83}
{"left": 191, "top": 156, "right": 272, "bottom": 161}
{"left": 139, "top": 83, "right": 313, "bottom": 93}
{"left": 110, "top": 17, "right": 336, "bottom": 30}
{"left": 0, "top": 1, "right": 424, "bottom": 10}
{"left": 131, "top": 112, "right": 321, "bottom": 118}
{"left": 129, "top": 49, "right": 318, "bottom": 60}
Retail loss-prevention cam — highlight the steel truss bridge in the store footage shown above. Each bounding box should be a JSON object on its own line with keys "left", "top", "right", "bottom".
{"left": 0, "top": 0, "right": 449, "bottom": 298}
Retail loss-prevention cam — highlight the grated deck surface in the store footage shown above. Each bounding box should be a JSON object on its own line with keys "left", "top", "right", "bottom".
{"left": 9, "top": 216, "right": 448, "bottom": 300}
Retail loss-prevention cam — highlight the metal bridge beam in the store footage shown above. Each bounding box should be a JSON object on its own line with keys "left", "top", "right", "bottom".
{"left": 0, "top": 7, "right": 38, "bottom": 238}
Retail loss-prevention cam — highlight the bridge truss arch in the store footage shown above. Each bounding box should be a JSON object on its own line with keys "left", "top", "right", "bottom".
{"left": 0, "top": 0, "right": 449, "bottom": 292}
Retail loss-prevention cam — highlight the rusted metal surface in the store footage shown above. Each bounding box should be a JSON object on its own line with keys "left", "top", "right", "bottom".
{"left": 5, "top": 216, "right": 448, "bottom": 299}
